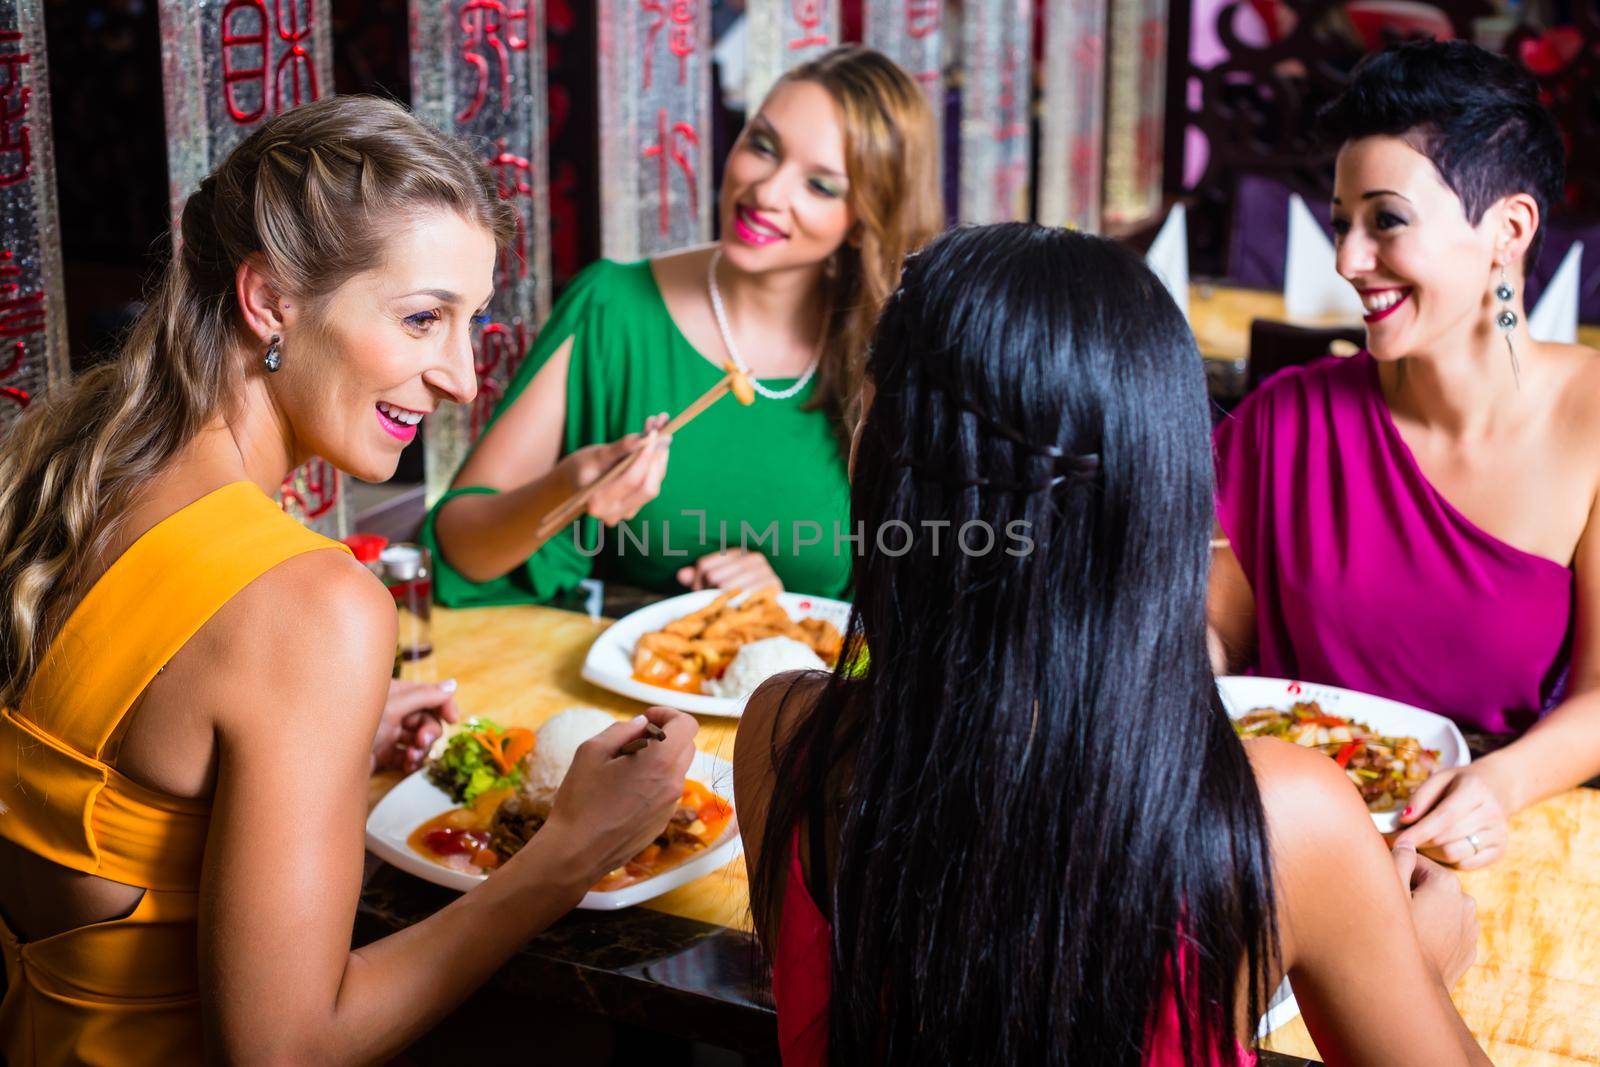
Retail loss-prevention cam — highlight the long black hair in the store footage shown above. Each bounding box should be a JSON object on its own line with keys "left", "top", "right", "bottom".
{"left": 753, "top": 223, "right": 1278, "bottom": 1065}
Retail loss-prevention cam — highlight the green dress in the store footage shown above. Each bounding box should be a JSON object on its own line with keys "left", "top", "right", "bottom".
{"left": 421, "top": 259, "right": 853, "bottom": 606}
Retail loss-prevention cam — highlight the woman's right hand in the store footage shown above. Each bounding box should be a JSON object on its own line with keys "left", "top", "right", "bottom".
{"left": 556, "top": 413, "right": 672, "bottom": 525}
{"left": 535, "top": 706, "right": 699, "bottom": 886}
{"left": 1394, "top": 842, "right": 1479, "bottom": 987}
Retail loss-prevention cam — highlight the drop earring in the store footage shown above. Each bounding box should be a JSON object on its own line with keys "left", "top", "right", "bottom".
{"left": 1494, "top": 269, "right": 1519, "bottom": 387}
{"left": 263, "top": 333, "right": 282, "bottom": 373}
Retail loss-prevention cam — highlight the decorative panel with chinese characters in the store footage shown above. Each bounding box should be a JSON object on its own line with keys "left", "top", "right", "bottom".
{"left": 597, "top": 0, "right": 712, "bottom": 259}
{"left": 411, "top": 0, "right": 551, "bottom": 505}
{"left": 862, "top": 0, "right": 944, "bottom": 127}
{"left": 1102, "top": 0, "right": 1165, "bottom": 225}
{"left": 744, "top": 0, "right": 840, "bottom": 112}
{"left": 159, "top": 0, "right": 346, "bottom": 537}
{"left": 0, "top": 0, "right": 66, "bottom": 442}
{"left": 1037, "top": 0, "right": 1107, "bottom": 232}
{"left": 958, "top": 0, "right": 1033, "bottom": 224}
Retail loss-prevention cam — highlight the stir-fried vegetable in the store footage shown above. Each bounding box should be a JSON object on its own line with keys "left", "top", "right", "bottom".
{"left": 1232, "top": 701, "right": 1441, "bottom": 812}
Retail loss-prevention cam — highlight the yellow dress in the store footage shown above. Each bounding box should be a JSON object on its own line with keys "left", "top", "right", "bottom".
{"left": 0, "top": 481, "right": 349, "bottom": 1066}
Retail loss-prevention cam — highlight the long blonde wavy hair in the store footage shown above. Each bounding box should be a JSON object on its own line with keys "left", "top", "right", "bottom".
{"left": 771, "top": 47, "right": 944, "bottom": 439}
{"left": 0, "top": 96, "right": 514, "bottom": 708}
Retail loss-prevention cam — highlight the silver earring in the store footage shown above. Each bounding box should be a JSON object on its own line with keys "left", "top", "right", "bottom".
{"left": 263, "top": 334, "right": 282, "bottom": 373}
{"left": 1495, "top": 270, "right": 1519, "bottom": 387}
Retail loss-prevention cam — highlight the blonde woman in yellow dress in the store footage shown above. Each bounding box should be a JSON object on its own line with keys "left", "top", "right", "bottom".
{"left": 0, "top": 96, "right": 696, "bottom": 1065}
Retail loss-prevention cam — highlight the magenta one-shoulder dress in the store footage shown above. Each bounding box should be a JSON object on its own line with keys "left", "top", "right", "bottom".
{"left": 1213, "top": 352, "right": 1574, "bottom": 736}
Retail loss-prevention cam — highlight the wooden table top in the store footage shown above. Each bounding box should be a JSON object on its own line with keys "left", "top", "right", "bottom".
{"left": 369, "top": 601, "right": 1600, "bottom": 1065}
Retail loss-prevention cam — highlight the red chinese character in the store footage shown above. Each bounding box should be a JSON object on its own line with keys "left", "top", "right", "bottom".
{"left": 0, "top": 36, "right": 30, "bottom": 188}
{"left": 280, "top": 457, "right": 339, "bottom": 520}
{"left": 643, "top": 0, "right": 695, "bottom": 90}
{"left": 995, "top": 42, "right": 1028, "bottom": 141}
{"left": 1070, "top": 135, "right": 1098, "bottom": 182}
{"left": 641, "top": 109, "right": 699, "bottom": 237}
{"left": 0, "top": 249, "right": 29, "bottom": 419}
{"left": 456, "top": 0, "right": 532, "bottom": 123}
{"left": 906, "top": 0, "right": 940, "bottom": 38}
{"left": 1140, "top": 15, "right": 1163, "bottom": 63}
{"left": 273, "top": 0, "right": 320, "bottom": 113}
{"left": 787, "top": 0, "right": 830, "bottom": 50}
{"left": 0, "top": 251, "right": 44, "bottom": 340}
{"left": 487, "top": 139, "right": 533, "bottom": 286}
{"left": 221, "top": 0, "right": 321, "bottom": 126}
{"left": 221, "top": 0, "right": 269, "bottom": 124}
{"left": 471, "top": 319, "right": 528, "bottom": 437}
{"left": 994, "top": 159, "right": 1028, "bottom": 220}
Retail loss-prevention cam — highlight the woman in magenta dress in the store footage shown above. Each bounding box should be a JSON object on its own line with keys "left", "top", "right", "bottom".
{"left": 1210, "top": 41, "right": 1600, "bottom": 869}
{"left": 736, "top": 224, "right": 1487, "bottom": 1065}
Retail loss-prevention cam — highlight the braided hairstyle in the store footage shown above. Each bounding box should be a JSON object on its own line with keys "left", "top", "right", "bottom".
{"left": 0, "top": 95, "right": 515, "bottom": 708}
{"left": 754, "top": 223, "right": 1278, "bottom": 1065}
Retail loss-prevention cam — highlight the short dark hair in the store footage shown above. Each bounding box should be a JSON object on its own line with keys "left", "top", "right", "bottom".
{"left": 1317, "top": 39, "right": 1566, "bottom": 266}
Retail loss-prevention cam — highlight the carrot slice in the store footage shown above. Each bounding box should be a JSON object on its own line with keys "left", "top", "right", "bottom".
{"left": 501, "top": 728, "right": 535, "bottom": 768}
{"left": 472, "top": 729, "right": 513, "bottom": 775}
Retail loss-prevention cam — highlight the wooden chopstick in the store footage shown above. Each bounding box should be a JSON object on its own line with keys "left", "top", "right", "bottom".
{"left": 532, "top": 365, "right": 753, "bottom": 542}
{"left": 616, "top": 721, "right": 668, "bottom": 757}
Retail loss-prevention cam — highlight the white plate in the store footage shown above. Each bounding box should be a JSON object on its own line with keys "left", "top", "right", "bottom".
{"left": 1259, "top": 978, "right": 1300, "bottom": 1039}
{"left": 365, "top": 748, "right": 742, "bottom": 910}
{"left": 1217, "top": 676, "right": 1470, "bottom": 833}
{"left": 581, "top": 588, "right": 852, "bottom": 718}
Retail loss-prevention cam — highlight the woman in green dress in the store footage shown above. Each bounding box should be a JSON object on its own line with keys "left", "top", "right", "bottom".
{"left": 425, "top": 47, "right": 943, "bottom": 604}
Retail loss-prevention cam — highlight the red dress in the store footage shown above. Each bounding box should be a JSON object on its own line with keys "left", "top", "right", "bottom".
{"left": 771, "top": 832, "right": 1258, "bottom": 1066}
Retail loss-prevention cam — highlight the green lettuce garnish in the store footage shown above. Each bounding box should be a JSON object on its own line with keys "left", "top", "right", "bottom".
{"left": 425, "top": 716, "right": 523, "bottom": 804}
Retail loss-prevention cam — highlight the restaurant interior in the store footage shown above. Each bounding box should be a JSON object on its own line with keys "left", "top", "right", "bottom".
{"left": 2, "top": 0, "right": 1598, "bottom": 1064}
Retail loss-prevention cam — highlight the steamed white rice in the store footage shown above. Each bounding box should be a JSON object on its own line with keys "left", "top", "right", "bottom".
{"left": 706, "top": 636, "right": 826, "bottom": 700}
{"left": 520, "top": 706, "right": 618, "bottom": 813}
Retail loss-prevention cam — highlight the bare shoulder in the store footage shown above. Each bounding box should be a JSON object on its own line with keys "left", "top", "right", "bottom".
{"left": 733, "top": 671, "right": 828, "bottom": 849}
{"left": 1244, "top": 737, "right": 1395, "bottom": 957}
{"left": 648, "top": 243, "right": 716, "bottom": 294}
{"left": 1243, "top": 736, "right": 1390, "bottom": 897}
{"left": 201, "top": 547, "right": 396, "bottom": 741}
{"left": 736, "top": 670, "right": 828, "bottom": 774}
{"left": 1548, "top": 342, "right": 1600, "bottom": 446}
{"left": 1245, "top": 736, "right": 1376, "bottom": 843}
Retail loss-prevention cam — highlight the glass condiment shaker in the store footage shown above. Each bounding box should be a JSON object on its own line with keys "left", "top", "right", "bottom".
{"left": 341, "top": 533, "right": 389, "bottom": 579}
{"left": 380, "top": 543, "right": 434, "bottom": 679}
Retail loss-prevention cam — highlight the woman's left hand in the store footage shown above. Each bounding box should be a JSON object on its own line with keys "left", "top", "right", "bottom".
{"left": 371, "top": 678, "right": 461, "bottom": 774}
{"left": 676, "top": 549, "right": 783, "bottom": 593}
{"left": 1392, "top": 763, "right": 1512, "bottom": 870}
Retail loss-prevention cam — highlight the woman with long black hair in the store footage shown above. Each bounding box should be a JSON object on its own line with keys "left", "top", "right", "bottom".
{"left": 735, "top": 224, "right": 1489, "bottom": 1065}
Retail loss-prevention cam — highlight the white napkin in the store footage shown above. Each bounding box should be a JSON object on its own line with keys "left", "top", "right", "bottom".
{"left": 1528, "top": 241, "right": 1582, "bottom": 344}
{"left": 1284, "top": 193, "right": 1365, "bottom": 322}
{"left": 1145, "top": 203, "right": 1189, "bottom": 321}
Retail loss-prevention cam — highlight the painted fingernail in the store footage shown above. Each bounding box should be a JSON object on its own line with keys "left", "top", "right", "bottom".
{"left": 439, "top": 678, "right": 458, "bottom": 694}
{"left": 632, "top": 713, "right": 648, "bottom": 725}
{"left": 1403, "top": 806, "right": 1413, "bottom": 817}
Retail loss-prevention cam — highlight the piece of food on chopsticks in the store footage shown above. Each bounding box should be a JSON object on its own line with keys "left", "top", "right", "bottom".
{"left": 631, "top": 587, "right": 843, "bottom": 697}
{"left": 423, "top": 716, "right": 535, "bottom": 805}
{"left": 1231, "top": 701, "right": 1441, "bottom": 812}
{"left": 410, "top": 708, "right": 734, "bottom": 890}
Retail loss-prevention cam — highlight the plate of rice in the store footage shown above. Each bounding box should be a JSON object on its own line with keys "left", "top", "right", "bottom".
{"left": 581, "top": 588, "right": 850, "bottom": 717}
{"left": 365, "top": 707, "right": 742, "bottom": 909}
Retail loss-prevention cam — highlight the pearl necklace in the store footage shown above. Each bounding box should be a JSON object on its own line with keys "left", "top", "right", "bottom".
{"left": 706, "top": 249, "right": 819, "bottom": 401}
